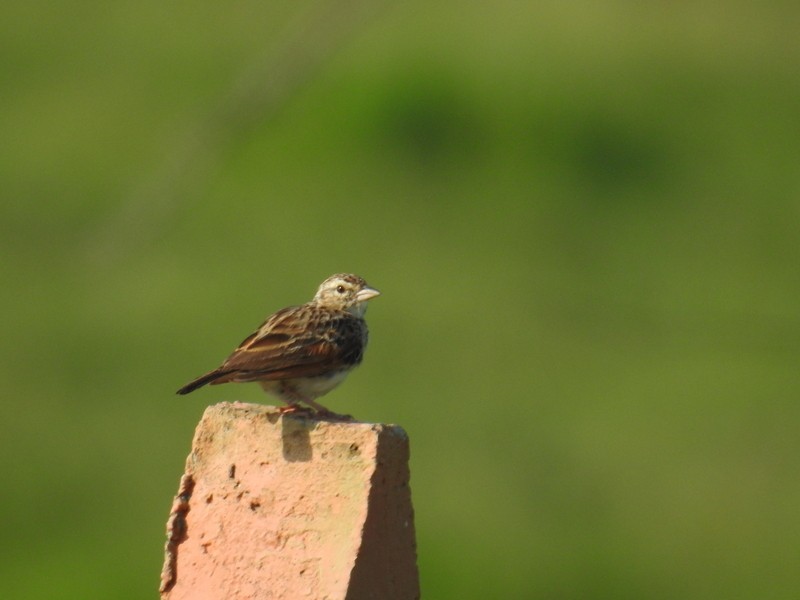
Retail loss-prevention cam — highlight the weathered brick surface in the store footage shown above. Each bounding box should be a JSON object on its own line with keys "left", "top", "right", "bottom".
{"left": 160, "top": 402, "right": 419, "bottom": 600}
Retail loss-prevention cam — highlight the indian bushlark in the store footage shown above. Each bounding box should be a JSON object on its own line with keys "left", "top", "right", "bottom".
{"left": 177, "top": 273, "right": 380, "bottom": 416}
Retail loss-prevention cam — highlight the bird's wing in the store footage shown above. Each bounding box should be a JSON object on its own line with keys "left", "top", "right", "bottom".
{"left": 218, "top": 305, "right": 364, "bottom": 381}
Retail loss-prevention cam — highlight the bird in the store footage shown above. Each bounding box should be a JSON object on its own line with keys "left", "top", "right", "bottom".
{"left": 177, "top": 273, "right": 380, "bottom": 416}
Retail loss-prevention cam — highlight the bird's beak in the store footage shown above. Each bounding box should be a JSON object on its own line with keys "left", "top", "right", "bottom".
{"left": 356, "top": 287, "right": 381, "bottom": 302}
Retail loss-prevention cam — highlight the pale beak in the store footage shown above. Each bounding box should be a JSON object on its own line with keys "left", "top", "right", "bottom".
{"left": 356, "top": 287, "right": 381, "bottom": 302}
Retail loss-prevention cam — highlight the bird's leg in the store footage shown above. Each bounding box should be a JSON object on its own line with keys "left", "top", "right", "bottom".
{"left": 303, "top": 398, "right": 354, "bottom": 421}
{"left": 302, "top": 398, "right": 330, "bottom": 413}
{"left": 278, "top": 403, "right": 312, "bottom": 416}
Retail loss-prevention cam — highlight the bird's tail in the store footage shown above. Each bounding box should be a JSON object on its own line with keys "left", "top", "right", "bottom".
{"left": 176, "top": 369, "right": 230, "bottom": 395}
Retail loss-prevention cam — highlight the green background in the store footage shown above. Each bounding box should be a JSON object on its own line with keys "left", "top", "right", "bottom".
{"left": 2, "top": 1, "right": 799, "bottom": 598}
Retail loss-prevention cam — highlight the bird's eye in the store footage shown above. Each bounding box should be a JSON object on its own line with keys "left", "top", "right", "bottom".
{"left": 336, "top": 285, "right": 346, "bottom": 294}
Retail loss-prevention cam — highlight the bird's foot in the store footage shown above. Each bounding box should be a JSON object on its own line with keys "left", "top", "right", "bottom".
{"left": 280, "top": 401, "right": 355, "bottom": 421}
{"left": 278, "top": 404, "right": 314, "bottom": 417}
{"left": 300, "top": 399, "right": 355, "bottom": 421}
{"left": 314, "top": 408, "right": 356, "bottom": 422}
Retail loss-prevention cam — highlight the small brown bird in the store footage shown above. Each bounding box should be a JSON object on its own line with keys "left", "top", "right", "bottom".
{"left": 177, "top": 273, "right": 380, "bottom": 415}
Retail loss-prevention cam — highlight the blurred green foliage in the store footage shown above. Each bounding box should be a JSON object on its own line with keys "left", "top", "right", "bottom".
{"left": 2, "top": 1, "right": 799, "bottom": 598}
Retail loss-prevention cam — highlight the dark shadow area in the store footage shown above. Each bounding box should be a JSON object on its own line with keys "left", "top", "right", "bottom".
{"left": 280, "top": 415, "right": 315, "bottom": 462}
{"left": 346, "top": 426, "right": 420, "bottom": 600}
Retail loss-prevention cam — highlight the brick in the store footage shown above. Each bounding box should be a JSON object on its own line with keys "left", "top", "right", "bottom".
{"left": 160, "top": 402, "right": 419, "bottom": 600}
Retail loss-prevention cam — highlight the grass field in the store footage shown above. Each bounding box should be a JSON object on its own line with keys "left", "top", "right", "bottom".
{"left": 2, "top": 1, "right": 799, "bottom": 598}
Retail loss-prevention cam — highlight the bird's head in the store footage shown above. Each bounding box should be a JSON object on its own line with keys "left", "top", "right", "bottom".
{"left": 314, "top": 273, "right": 380, "bottom": 316}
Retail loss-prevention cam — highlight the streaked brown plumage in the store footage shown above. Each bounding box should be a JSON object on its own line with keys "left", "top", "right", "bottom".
{"left": 177, "top": 274, "right": 380, "bottom": 414}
